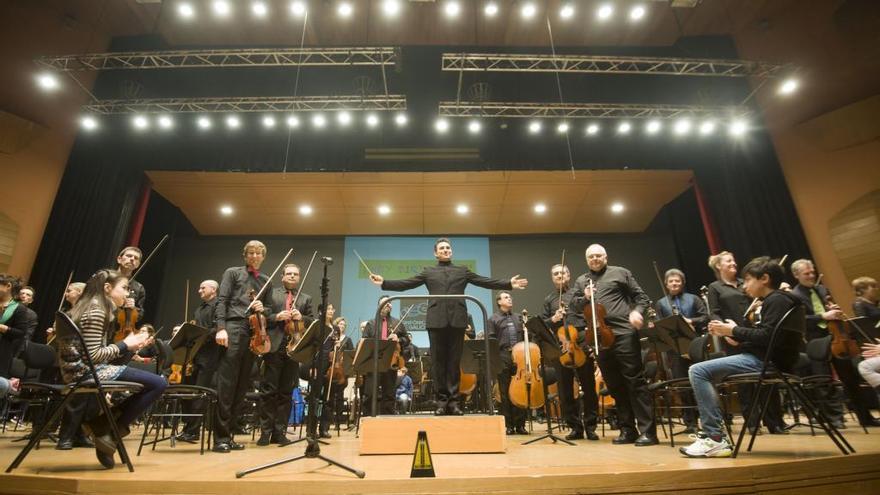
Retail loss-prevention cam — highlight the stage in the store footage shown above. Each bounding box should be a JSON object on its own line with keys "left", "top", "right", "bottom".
{"left": 1, "top": 420, "right": 879, "bottom": 495}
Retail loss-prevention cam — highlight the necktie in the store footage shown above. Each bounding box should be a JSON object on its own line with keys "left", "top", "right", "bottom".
{"left": 810, "top": 290, "right": 827, "bottom": 329}
{"left": 285, "top": 290, "right": 293, "bottom": 311}
{"left": 381, "top": 318, "right": 388, "bottom": 340}
{"left": 247, "top": 267, "right": 260, "bottom": 279}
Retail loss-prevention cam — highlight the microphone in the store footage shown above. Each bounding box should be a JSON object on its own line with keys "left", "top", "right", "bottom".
{"left": 320, "top": 256, "right": 334, "bottom": 265}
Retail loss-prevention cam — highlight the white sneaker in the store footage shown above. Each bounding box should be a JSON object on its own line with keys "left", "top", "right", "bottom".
{"left": 679, "top": 436, "right": 733, "bottom": 458}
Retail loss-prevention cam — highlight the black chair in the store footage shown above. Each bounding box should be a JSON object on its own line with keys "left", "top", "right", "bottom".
{"left": 5, "top": 312, "right": 144, "bottom": 473}
{"left": 718, "top": 306, "right": 854, "bottom": 458}
{"left": 6, "top": 342, "right": 63, "bottom": 446}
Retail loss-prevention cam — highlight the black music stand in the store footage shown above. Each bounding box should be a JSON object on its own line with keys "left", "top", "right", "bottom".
{"left": 168, "top": 323, "right": 209, "bottom": 373}
{"left": 460, "top": 338, "right": 501, "bottom": 414}
{"left": 353, "top": 339, "right": 396, "bottom": 423}
{"left": 848, "top": 317, "right": 879, "bottom": 344}
{"left": 521, "top": 317, "right": 573, "bottom": 446}
{"left": 643, "top": 315, "right": 696, "bottom": 378}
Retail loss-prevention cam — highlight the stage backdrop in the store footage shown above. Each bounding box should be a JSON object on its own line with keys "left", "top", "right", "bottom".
{"left": 342, "top": 236, "right": 493, "bottom": 349}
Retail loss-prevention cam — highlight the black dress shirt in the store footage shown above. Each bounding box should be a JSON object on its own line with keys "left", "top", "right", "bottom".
{"left": 541, "top": 286, "right": 586, "bottom": 330}
{"left": 570, "top": 265, "right": 650, "bottom": 335}
{"left": 215, "top": 266, "right": 273, "bottom": 330}
{"left": 707, "top": 279, "right": 751, "bottom": 327}
{"left": 486, "top": 310, "right": 524, "bottom": 351}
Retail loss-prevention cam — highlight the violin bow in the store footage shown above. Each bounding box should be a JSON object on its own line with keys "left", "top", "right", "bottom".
{"left": 353, "top": 250, "right": 376, "bottom": 278}
{"left": 57, "top": 270, "right": 74, "bottom": 312}
{"left": 128, "top": 234, "right": 170, "bottom": 284}
{"left": 247, "top": 248, "right": 294, "bottom": 311}
{"left": 390, "top": 303, "right": 417, "bottom": 334}
{"left": 291, "top": 251, "right": 318, "bottom": 308}
{"left": 184, "top": 279, "right": 190, "bottom": 322}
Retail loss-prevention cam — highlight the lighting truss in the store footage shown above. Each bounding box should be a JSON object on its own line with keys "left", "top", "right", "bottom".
{"left": 438, "top": 101, "right": 751, "bottom": 119}
{"left": 441, "top": 53, "right": 790, "bottom": 78}
{"left": 37, "top": 47, "right": 397, "bottom": 71}
{"left": 83, "top": 95, "right": 406, "bottom": 115}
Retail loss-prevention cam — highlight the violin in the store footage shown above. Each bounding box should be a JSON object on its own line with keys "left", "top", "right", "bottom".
{"left": 325, "top": 332, "right": 347, "bottom": 401}
{"left": 509, "top": 309, "right": 545, "bottom": 409}
{"left": 113, "top": 290, "right": 139, "bottom": 343}
{"left": 248, "top": 289, "right": 271, "bottom": 355}
{"left": 823, "top": 292, "right": 863, "bottom": 359}
{"left": 284, "top": 251, "right": 318, "bottom": 350}
{"left": 555, "top": 304, "right": 587, "bottom": 369}
{"left": 582, "top": 280, "right": 615, "bottom": 352}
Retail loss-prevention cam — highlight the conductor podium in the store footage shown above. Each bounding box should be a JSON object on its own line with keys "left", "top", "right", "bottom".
{"left": 359, "top": 415, "right": 506, "bottom": 455}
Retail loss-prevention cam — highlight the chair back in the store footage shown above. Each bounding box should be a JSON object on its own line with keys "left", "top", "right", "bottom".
{"left": 767, "top": 305, "right": 806, "bottom": 374}
{"left": 688, "top": 335, "right": 710, "bottom": 363}
{"left": 53, "top": 311, "right": 108, "bottom": 388}
{"left": 20, "top": 341, "right": 57, "bottom": 371}
{"left": 806, "top": 335, "right": 832, "bottom": 362}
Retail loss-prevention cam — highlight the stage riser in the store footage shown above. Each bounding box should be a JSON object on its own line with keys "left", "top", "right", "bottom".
{"left": 359, "top": 415, "right": 506, "bottom": 454}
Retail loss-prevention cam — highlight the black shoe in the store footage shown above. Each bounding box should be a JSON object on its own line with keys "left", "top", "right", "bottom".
{"left": 93, "top": 433, "right": 117, "bottom": 456}
{"left": 176, "top": 432, "right": 199, "bottom": 443}
{"left": 231, "top": 426, "right": 248, "bottom": 435}
{"left": 256, "top": 433, "right": 272, "bottom": 446}
{"left": 506, "top": 427, "right": 515, "bottom": 435}
{"left": 270, "top": 434, "right": 293, "bottom": 445}
{"left": 612, "top": 431, "right": 638, "bottom": 445}
{"left": 229, "top": 440, "right": 245, "bottom": 451}
{"left": 860, "top": 417, "right": 880, "bottom": 427}
{"left": 634, "top": 433, "right": 659, "bottom": 446}
{"left": 72, "top": 435, "right": 94, "bottom": 448}
{"left": 212, "top": 442, "right": 232, "bottom": 453}
{"left": 319, "top": 431, "right": 332, "bottom": 439}
{"left": 95, "top": 448, "right": 115, "bottom": 469}
{"left": 767, "top": 425, "right": 789, "bottom": 435}
{"left": 585, "top": 430, "right": 599, "bottom": 441}
{"left": 56, "top": 440, "right": 73, "bottom": 450}
{"left": 434, "top": 407, "right": 446, "bottom": 416}
{"left": 514, "top": 426, "right": 528, "bottom": 435}
{"left": 447, "top": 405, "right": 464, "bottom": 416}
{"left": 564, "top": 430, "right": 584, "bottom": 441}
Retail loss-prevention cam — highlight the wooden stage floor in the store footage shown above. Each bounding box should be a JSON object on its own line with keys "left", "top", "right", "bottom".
{"left": 1, "top": 420, "right": 879, "bottom": 495}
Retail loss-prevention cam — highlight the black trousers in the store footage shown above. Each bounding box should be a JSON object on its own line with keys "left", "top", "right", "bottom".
{"left": 428, "top": 326, "right": 465, "bottom": 409}
{"left": 363, "top": 369, "right": 396, "bottom": 416}
{"left": 213, "top": 320, "right": 256, "bottom": 444}
{"left": 320, "top": 381, "right": 346, "bottom": 432}
{"left": 596, "top": 331, "right": 656, "bottom": 437}
{"left": 558, "top": 360, "right": 599, "bottom": 432}
{"left": 811, "top": 354, "right": 873, "bottom": 424}
{"left": 57, "top": 396, "right": 89, "bottom": 442}
{"left": 258, "top": 350, "right": 299, "bottom": 436}
{"left": 664, "top": 349, "right": 697, "bottom": 427}
{"left": 182, "top": 343, "right": 220, "bottom": 436}
{"left": 498, "top": 350, "right": 526, "bottom": 428}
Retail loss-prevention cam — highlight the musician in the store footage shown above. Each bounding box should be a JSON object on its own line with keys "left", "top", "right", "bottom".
{"left": 212, "top": 240, "right": 273, "bottom": 453}
{"left": 177, "top": 279, "right": 221, "bottom": 442}
{"left": 62, "top": 269, "right": 165, "bottom": 468}
{"left": 370, "top": 237, "right": 527, "bottom": 416}
{"left": 320, "top": 316, "right": 353, "bottom": 437}
{"left": 541, "top": 264, "right": 599, "bottom": 441}
{"left": 652, "top": 268, "right": 709, "bottom": 433}
{"left": 0, "top": 274, "right": 36, "bottom": 397}
{"left": 569, "top": 244, "right": 657, "bottom": 446}
{"left": 853, "top": 277, "right": 880, "bottom": 393}
{"left": 791, "top": 260, "right": 880, "bottom": 427}
{"left": 258, "top": 263, "right": 314, "bottom": 446}
{"left": 488, "top": 291, "right": 527, "bottom": 435}
{"left": 361, "top": 296, "right": 406, "bottom": 415}
{"left": 706, "top": 251, "right": 787, "bottom": 434}
{"left": 683, "top": 257, "right": 800, "bottom": 458}
{"left": 115, "top": 246, "right": 145, "bottom": 322}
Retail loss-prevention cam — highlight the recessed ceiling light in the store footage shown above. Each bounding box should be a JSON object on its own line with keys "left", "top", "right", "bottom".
{"left": 290, "top": 1, "right": 307, "bottom": 17}
{"left": 262, "top": 115, "right": 276, "bottom": 128}
{"left": 287, "top": 115, "right": 300, "bottom": 128}
{"left": 312, "top": 113, "right": 327, "bottom": 128}
{"left": 557, "top": 122, "right": 570, "bottom": 134}
{"left": 337, "top": 111, "right": 352, "bottom": 126}
{"left": 456, "top": 204, "right": 469, "bottom": 214}
{"left": 382, "top": 0, "right": 401, "bottom": 17}
{"left": 252, "top": 1, "right": 268, "bottom": 17}
{"left": 36, "top": 73, "right": 59, "bottom": 91}
{"left": 178, "top": 2, "right": 195, "bottom": 19}
{"left": 611, "top": 203, "right": 624, "bottom": 214}
{"left": 778, "top": 78, "right": 799, "bottom": 95}
{"left": 646, "top": 120, "right": 661, "bottom": 134}
{"left": 395, "top": 113, "right": 408, "bottom": 126}
{"left": 220, "top": 205, "right": 234, "bottom": 216}
{"left": 299, "top": 205, "right": 313, "bottom": 216}
{"left": 484, "top": 2, "right": 499, "bottom": 17}
{"left": 596, "top": 3, "right": 614, "bottom": 21}
{"left": 366, "top": 113, "right": 380, "bottom": 127}
{"left": 468, "top": 120, "right": 481, "bottom": 134}
{"left": 521, "top": 3, "right": 537, "bottom": 19}
{"left": 197, "top": 116, "right": 212, "bottom": 129}
{"left": 528, "top": 121, "right": 542, "bottom": 134}
{"left": 674, "top": 119, "right": 692, "bottom": 135}
{"left": 157, "top": 115, "right": 174, "bottom": 130}
{"left": 699, "top": 121, "right": 716, "bottom": 135}
{"left": 629, "top": 5, "right": 646, "bottom": 21}
{"left": 444, "top": 1, "right": 461, "bottom": 18}
{"left": 586, "top": 123, "right": 600, "bottom": 135}
{"left": 337, "top": 2, "right": 353, "bottom": 18}
{"left": 435, "top": 118, "right": 450, "bottom": 133}
{"left": 378, "top": 204, "right": 391, "bottom": 215}
{"left": 80, "top": 116, "right": 98, "bottom": 131}
{"left": 212, "top": 1, "right": 232, "bottom": 17}
{"left": 729, "top": 119, "right": 748, "bottom": 137}
{"left": 132, "top": 115, "right": 149, "bottom": 130}
{"left": 560, "top": 4, "right": 575, "bottom": 20}
{"left": 226, "top": 115, "right": 241, "bottom": 129}
{"left": 617, "top": 122, "right": 632, "bottom": 134}
{"left": 534, "top": 203, "right": 547, "bottom": 214}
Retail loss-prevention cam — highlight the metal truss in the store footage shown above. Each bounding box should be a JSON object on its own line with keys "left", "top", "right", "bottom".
{"left": 438, "top": 101, "right": 750, "bottom": 119}
{"left": 441, "top": 53, "right": 790, "bottom": 78}
{"left": 38, "top": 47, "right": 397, "bottom": 71}
{"left": 83, "top": 95, "right": 406, "bottom": 115}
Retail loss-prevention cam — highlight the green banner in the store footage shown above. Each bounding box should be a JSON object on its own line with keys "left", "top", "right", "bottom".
{"left": 358, "top": 259, "right": 477, "bottom": 279}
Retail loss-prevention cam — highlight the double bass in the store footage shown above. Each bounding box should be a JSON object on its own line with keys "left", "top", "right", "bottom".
{"left": 509, "top": 309, "right": 545, "bottom": 409}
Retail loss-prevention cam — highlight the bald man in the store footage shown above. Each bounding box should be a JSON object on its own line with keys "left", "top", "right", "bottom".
{"left": 178, "top": 279, "right": 221, "bottom": 442}
{"left": 570, "top": 244, "right": 657, "bottom": 446}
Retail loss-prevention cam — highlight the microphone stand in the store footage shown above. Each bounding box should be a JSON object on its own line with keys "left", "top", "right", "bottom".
{"left": 236, "top": 257, "right": 365, "bottom": 479}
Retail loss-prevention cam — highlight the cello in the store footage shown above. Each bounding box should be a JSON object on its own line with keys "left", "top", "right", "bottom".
{"left": 509, "top": 309, "right": 545, "bottom": 410}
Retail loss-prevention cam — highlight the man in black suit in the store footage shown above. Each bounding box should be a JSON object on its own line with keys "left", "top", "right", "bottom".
{"left": 369, "top": 237, "right": 528, "bottom": 416}
{"left": 790, "top": 259, "right": 880, "bottom": 427}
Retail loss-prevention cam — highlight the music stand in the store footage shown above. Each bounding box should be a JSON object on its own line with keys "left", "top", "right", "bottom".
{"left": 848, "top": 317, "right": 879, "bottom": 344}
{"left": 644, "top": 315, "right": 697, "bottom": 378}
{"left": 521, "top": 317, "right": 573, "bottom": 446}
{"left": 168, "top": 322, "right": 209, "bottom": 373}
{"left": 286, "top": 320, "right": 323, "bottom": 364}
{"left": 353, "top": 339, "right": 396, "bottom": 375}
{"left": 460, "top": 338, "right": 501, "bottom": 413}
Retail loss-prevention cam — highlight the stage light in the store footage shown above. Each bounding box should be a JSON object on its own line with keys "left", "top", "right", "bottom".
{"left": 528, "top": 121, "right": 542, "bottom": 134}
{"left": 157, "top": 115, "right": 174, "bottom": 130}
{"left": 646, "top": 120, "right": 661, "bottom": 134}
{"left": 220, "top": 205, "right": 234, "bottom": 216}
{"left": 337, "top": 2, "right": 353, "bottom": 18}
{"left": 366, "top": 113, "right": 380, "bottom": 127}
{"left": 337, "top": 111, "right": 352, "bottom": 126}
{"left": 629, "top": 5, "right": 646, "bottom": 21}
{"left": 36, "top": 73, "right": 59, "bottom": 91}
{"left": 197, "top": 116, "right": 212, "bottom": 129}
{"left": 178, "top": 2, "right": 195, "bottom": 19}
{"left": 534, "top": 203, "right": 547, "bottom": 214}
{"left": 586, "top": 123, "right": 600, "bottom": 135}
{"left": 484, "top": 2, "right": 499, "bottom": 17}
{"left": 560, "top": 3, "right": 575, "bottom": 19}
{"left": 674, "top": 119, "right": 692, "bottom": 135}
{"left": 557, "top": 122, "right": 570, "bottom": 134}
{"left": 80, "top": 116, "right": 98, "bottom": 131}
{"left": 617, "top": 121, "right": 631, "bottom": 134}
{"left": 290, "top": 1, "right": 307, "bottom": 17}
{"left": 299, "top": 205, "right": 313, "bottom": 216}
{"left": 212, "top": 1, "right": 232, "bottom": 17}
{"left": 226, "top": 115, "right": 241, "bottom": 129}
{"left": 395, "top": 113, "right": 408, "bottom": 126}
{"left": 468, "top": 120, "right": 481, "bottom": 134}
{"left": 596, "top": 3, "right": 614, "bottom": 21}
{"left": 262, "top": 115, "right": 276, "bottom": 128}
{"left": 699, "top": 120, "right": 716, "bottom": 136}
{"left": 729, "top": 119, "right": 748, "bottom": 137}
{"left": 382, "top": 0, "right": 401, "bottom": 17}
{"left": 456, "top": 204, "right": 469, "bottom": 215}
{"left": 778, "top": 78, "right": 799, "bottom": 96}
{"left": 132, "top": 115, "right": 150, "bottom": 130}
{"left": 435, "top": 118, "right": 450, "bottom": 133}
{"left": 286, "top": 115, "right": 300, "bottom": 128}
{"left": 378, "top": 204, "right": 391, "bottom": 215}
{"left": 611, "top": 202, "right": 625, "bottom": 214}
{"left": 252, "top": 1, "right": 268, "bottom": 17}
{"left": 444, "top": 1, "right": 461, "bottom": 18}
{"left": 521, "top": 2, "right": 537, "bottom": 19}
{"left": 312, "top": 113, "right": 327, "bottom": 128}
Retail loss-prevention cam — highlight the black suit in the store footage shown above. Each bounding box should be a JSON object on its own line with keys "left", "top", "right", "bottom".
{"left": 381, "top": 260, "right": 513, "bottom": 410}
{"left": 1, "top": 303, "right": 36, "bottom": 379}
{"left": 362, "top": 316, "right": 405, "bottom": 415}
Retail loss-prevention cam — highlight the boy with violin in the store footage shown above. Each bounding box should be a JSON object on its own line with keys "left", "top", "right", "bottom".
{"left": 212, "top": 240, "right": 273, "bottom": 453}
{"left": 541, "top": 264, "right": 599, "bottom": 441}
{"left": 488, "top": 291, "right": 528, "bottom": 435}
{"left": 791, "top": 260, "right": 880, "bottom": 428}
{"left": 361, "top": 296, "right": 405, "bottom": 416}
{"left": 258, "top": 263, "right": 314, "bottom": 446}
{"left": 683, "top": 256, "right": 801, "bottom": 458}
